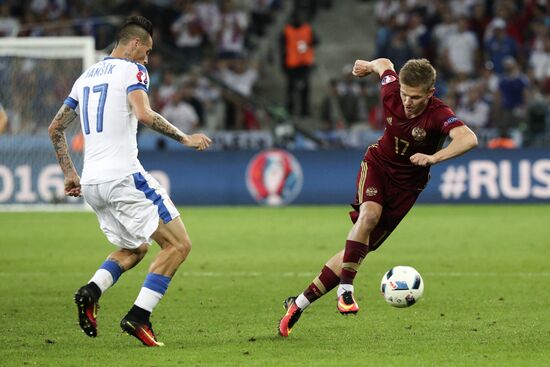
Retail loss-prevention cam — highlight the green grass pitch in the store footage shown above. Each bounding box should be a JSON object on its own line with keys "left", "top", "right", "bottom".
{"left": 1, "top": 205, "right": 549, "bottom": 366}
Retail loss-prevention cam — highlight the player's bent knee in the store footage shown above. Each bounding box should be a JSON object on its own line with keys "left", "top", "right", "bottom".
{"left": 357, "top": 212, "right": 380, "bottom": 231}
{"left": 134, "top": 244, "right": 149, "bottom": 257}
{"left": 172, "top": 238, "right": 192, "bottom": 259}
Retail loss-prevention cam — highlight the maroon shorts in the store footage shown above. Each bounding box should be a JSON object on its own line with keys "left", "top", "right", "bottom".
{"left": 349, "top": 158, "right": 420, "bottom": 251}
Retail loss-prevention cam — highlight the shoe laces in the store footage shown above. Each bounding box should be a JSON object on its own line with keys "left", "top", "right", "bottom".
{"left": 342, "top": 291, "right": 355, "bottom": 305}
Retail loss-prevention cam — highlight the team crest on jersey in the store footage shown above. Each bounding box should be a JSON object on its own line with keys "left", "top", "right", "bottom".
{"left": 412, "top": 127, "right": 427, "bottom": 142}
{"left": 136, "top": 70, "right": 148, "bottom": 85}
{"left": 381, "top": 74, "right": 397, "bottom": 85}
{"left": 366, "top": 187, "right": 378, "bottom": 196}
{"left": 386, "top": 117, "right": 393, "bottom": 125}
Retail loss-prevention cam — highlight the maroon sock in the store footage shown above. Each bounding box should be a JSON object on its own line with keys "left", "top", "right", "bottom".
{"left": 340, "top": 240, "right": 368, "bottom": 285}
{"left": 303, "top": 266, "right": 340, "bottom": 303}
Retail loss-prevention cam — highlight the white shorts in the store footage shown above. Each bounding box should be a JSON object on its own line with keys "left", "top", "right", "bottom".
{"left": 82, "top": 171, "right": 180, "bottom": 249}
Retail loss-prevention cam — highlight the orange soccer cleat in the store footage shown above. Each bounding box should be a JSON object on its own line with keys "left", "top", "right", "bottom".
{"left": 337, "top": 291, "right": 359, "bottom": 315}
{"left": 278, "top": 296, "right": 303, "bottom": 337}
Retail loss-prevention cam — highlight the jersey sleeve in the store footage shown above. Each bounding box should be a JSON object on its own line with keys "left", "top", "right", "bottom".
{"left": 125, "top": 63, "right": 149, "bottom": 94}
{"left": 380, "top": 69, "right": 406, "bottom": 119}
{"left": 63, "top": 78, "right": 80, "bottom": 110}
{"left": 434, "top": 105, "right": 465, "bottom": 135}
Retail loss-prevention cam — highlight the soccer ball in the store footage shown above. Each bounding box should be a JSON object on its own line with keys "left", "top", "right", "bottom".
{"left": 380, "top": 266, "right": 424, "bottom": 307}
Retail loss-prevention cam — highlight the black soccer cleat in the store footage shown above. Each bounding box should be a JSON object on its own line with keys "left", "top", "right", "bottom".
{"left": 74, "top": 286, "right": 99, "bottom": 337}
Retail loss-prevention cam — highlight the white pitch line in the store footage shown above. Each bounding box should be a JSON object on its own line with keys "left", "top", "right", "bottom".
{"left": 1, "top": 271, "right": 550, "bottom": 278}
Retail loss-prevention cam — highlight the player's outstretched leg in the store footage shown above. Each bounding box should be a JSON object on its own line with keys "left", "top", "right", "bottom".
{"left": 278, "top": 263, "right": 341, "bottom": 337}
{"left": 74, "top": 259, "right": 125, "bottom": 337}
{"left": 337, "top": 240, "right": 368, "bottom": 315}
{"left": 120, "top": 218, "right": 191, "bottom": 347}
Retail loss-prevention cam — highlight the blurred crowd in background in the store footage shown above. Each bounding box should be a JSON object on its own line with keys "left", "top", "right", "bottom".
{"left": 0, "top": 0, "right": 549, "bottom": 149}
{"left": 321, "top": 0, "right": 550, "bottom": 148}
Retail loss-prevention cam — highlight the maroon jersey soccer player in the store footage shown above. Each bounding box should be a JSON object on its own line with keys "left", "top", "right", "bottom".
{"left": 279, "top": 58, "right": 478, "bottom": 337}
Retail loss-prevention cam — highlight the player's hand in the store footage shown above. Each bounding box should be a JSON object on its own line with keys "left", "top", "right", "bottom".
{"left": 410, "top": 153, "right": 437, "bottom": 167}
{"left": 64, "top": 173, "right": 81, "bottom": 197}
{"left": 352, "top": 60, "right": 373, "bottom": 77}
{"left": 185, "top": 133, "right": 212, "bottom": 151}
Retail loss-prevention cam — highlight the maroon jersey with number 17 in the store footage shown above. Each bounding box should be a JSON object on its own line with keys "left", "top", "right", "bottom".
{"left": 365, "top": 69, "right": 464, "bottom": 191}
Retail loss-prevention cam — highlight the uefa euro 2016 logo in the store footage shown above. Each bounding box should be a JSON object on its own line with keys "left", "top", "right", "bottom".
{"left": 246, "top": 149, "right": 303, "bottom": 206}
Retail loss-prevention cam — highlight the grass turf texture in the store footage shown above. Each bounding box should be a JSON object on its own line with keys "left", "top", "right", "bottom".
{"left": 0, "top": 205, "right": 549, "bottom": 366}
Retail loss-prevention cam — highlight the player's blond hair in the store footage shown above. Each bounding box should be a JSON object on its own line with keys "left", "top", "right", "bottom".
{"left": 399, "top": 59, "right": 436, "bottom": 91}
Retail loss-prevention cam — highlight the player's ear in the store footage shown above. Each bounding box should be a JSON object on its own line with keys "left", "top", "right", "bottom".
{"left": 427, "top": 87, "right": 435, "bottom": 98}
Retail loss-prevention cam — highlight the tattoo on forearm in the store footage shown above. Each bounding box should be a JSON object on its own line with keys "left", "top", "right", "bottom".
{"left": 49, "top": 105, "right": 78, "bottom": 175}
{"left": 149, "top": 112, "right": 184, "bottom": 143}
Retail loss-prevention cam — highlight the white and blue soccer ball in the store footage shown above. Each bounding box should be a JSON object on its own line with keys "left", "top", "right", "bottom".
{"left": 380, "top": 266, "right": 424, "bottom": 308}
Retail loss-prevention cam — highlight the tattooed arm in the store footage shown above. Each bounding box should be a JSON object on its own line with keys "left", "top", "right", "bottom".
{"left": 128, "top": 89, "right": 211, "bottom": 150}
{"left": 48, "top": 104, "right": 81, "bottom": 197}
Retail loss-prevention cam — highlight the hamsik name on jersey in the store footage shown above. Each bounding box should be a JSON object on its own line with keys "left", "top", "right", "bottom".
{"left": 84, "top": 63, "right": 116, "bottom": 79}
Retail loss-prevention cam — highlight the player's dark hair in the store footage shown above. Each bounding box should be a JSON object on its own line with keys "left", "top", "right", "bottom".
{"left": 399, "top": 59, "right": 436, "bottom": 91}
{"left": 115, "top": 16, "right": 153, "bottom": 45}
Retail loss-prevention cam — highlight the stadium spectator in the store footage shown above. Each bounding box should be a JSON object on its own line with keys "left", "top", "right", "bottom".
{"left": 171, "top": 0, "right": 205, "bottom": 68}
{"left": 320, "top": 78, "right": 345, "bottom": 131}
{"left": 160, "top": 85, "right": 200, "bottom": 134}
{"left": 529, "top": 34, "right": 550, "bottom": 84}
{"left": 455, "top": 83, "right": 491, "bottom": 131}
{"left": 469, "top": 2, "right": 490, "bottom": 47}
{"left": 430, "top": 5, "right": 457, "bottom": 62}
{"left": 374, "top": 0, "right": 400, "bottom": 24}
{"left": 379, "top": 26, "right": 415, "bottom": 70}
{"left": 48, "top": 16, "right": 211, "bottom": 347}
{"left": 219, "top": 57, "right": 259, "bottom": 129}
{"left": 215, "top": 0, "right": 249, "bottom": 60}
{"left": 1, "top": 0, "right": 549, "bottom": 148}
{"left": 279, "top": 57, "right": 478, "bottom": 337}
{"left": 484, "top": 18, "right": 519, "bottom": 74}
{"left": 495, "top": 57, "right": 529, "bottom": 131}
{"left": 157, "top": 71, "right": 178, "bottom": 109}
{"left": 280, "top": 11, "right": 318, "bottom": 117}
{"left": 406, "top": 12, "right": 429, "bottom": 58}
{"left": 443, "top": 16, "right": 479, "bottom": 76}
{"left": 334, "top": 65, "right": 363, "bottom": 126}
{"left": 195, "top": 56, "right": 224, "bottom": 130}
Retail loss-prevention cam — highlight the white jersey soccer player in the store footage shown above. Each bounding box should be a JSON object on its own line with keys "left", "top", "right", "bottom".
{"left": 48, "top": 16, "right": 211, "bottom": 347}
{"left": 65, "top": 57, "right": 149, "bottom": 184}
{"left": 64, "top": 58, "right": 175, "bottom": 247}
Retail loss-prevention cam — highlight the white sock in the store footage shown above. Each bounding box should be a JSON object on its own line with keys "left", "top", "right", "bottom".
{"left": 337, "top": 284, "right": 354, "bottom": 297}
{"left": 134, "top": 287, "right": 163, "bottom": 313}
{"left": 89, "top": 269, "right": 114, "bottom": 293}
{"left": 294, "top": 293, "right": 311, "bottom": 310}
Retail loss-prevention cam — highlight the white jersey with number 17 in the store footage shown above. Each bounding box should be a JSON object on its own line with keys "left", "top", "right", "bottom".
{"left": 64, "top": 57, "right": 150, "bottom": 184}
